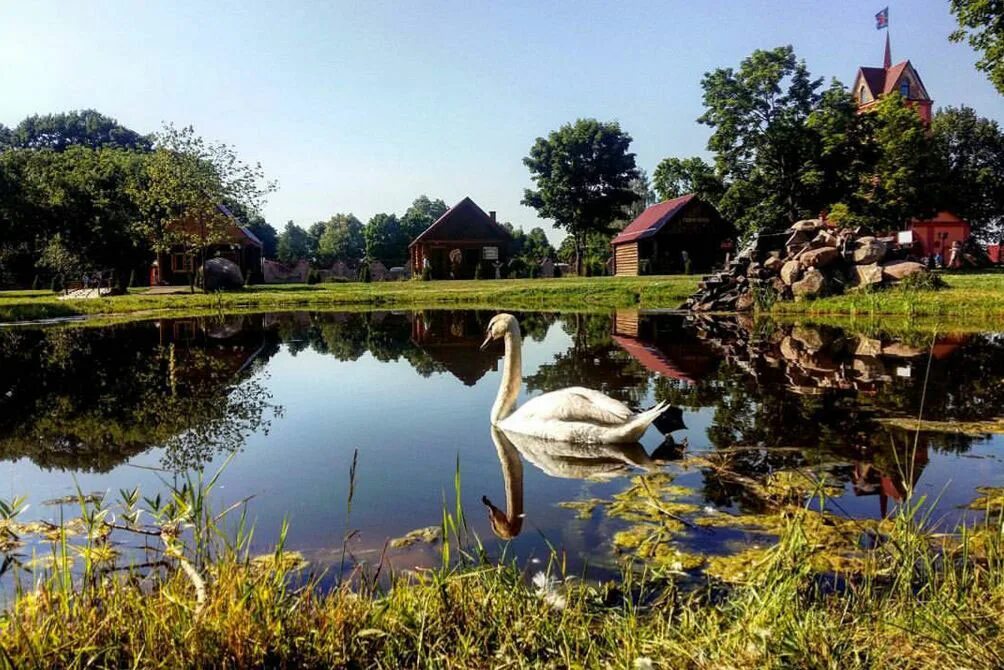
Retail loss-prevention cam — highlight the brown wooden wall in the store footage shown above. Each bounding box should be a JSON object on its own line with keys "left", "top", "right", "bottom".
{"left": 614, "top": 243, "right": 639, "bottom": 276}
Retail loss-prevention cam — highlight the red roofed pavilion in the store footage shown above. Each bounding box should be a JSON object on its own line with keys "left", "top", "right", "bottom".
{"left": 611, "top": 194, "right": 734, "bottom": 276}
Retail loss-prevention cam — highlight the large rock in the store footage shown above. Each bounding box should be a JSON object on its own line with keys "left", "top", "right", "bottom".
{"left": 851, "top": 263, "right": 883, "bottom": 287}
{"left": 852, "top": 237, "right": 887, "bottom": 265}
{"left": 854, "top": 337, "right": 883, "bottom": 357}
{"left": 202, "top": 257, "right": 245, "bottom": 292}
{"left": 780, "top": 260, "right": 803, "bottom": 285}
{"left": 791, "top": 267, "right": 826, "bottom": 299}
{"left": 736, "top": 291, "right": 755, "bottom": 312}
{"left": 790, "top": 218, "right": 822, "bottom": 233}
{"left": 800, "top": 246, "right": 840, "bottom": 268}
{"left": 813, "top": 230, "right": 840, "bottom": 248}
{"left": 881, "top": 260, "right": 925, "bottom": 281}
{"left": 764, "top": 255, "right": 784, "bottom": 273}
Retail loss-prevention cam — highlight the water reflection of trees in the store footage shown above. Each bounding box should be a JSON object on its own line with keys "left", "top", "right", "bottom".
{"left": 0, "top": 318, "right": 279, "bottom": 472}
{"left": 552, "top": 313, "right": 1004, "bottom": 516}
{"left": 0, "top": 310, "right": 561, "bottom": 472}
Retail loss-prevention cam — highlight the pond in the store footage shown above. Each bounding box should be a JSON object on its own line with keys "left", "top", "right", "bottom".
{"left": 2, "top": 309, "right": 1004, "bottom": 582}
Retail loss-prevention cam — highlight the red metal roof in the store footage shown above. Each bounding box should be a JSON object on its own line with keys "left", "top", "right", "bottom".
{"left": 611, "top": 335, "right": 696, "bottom": 383}
{"left": 611, "top": 194, "right": 695, "bottom": 245}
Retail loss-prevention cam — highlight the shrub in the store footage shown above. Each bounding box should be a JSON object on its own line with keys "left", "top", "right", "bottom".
{"left": 307, "top": 269, "right": 321, "bottom": 284}
{"left": 421, "top": 264, "right": 432, "bottom": 281}
{"left": 50, "top": 274, "right": 63, "bottom": 293}
{"left": 323, "top": 275, "right": 350, "bottom": 283}
{"left": 474, "top": 261, "right": 485, "bottom": 280}
{"left": 128, "top": 269, "right": 136, "bottom": 289}
{"left": 358, "top": 264, "right": 372, "bottom": 283}
{"left": 31, "top": 275, "right": 39, "bottom": 290}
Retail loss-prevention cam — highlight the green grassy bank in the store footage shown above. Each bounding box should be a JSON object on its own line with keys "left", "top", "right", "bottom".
{"left": 2, "top": 271, "right": 1004, "bottom": 325}
{"left": 0, "top": 276, "right": 697, "bottom": 323}
{"left": 2, "top": 471, "right": 1004, "bottom": 669}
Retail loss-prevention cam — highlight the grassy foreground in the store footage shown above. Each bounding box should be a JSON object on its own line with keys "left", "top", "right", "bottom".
{"left": 3, "top": 469, "right": 1004, "bottom": 669}
{"left": 0, "top": 277, "right": 697, "bottom": 323}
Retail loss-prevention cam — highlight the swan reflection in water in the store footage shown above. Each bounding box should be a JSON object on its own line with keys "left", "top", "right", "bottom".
{"left": 482, "top": 426, "right": 686, "bottom": 539}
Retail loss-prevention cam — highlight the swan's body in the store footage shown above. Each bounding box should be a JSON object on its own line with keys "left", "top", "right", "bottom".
{"left": 482, "top": 314, "right": 668, "bottom": 443}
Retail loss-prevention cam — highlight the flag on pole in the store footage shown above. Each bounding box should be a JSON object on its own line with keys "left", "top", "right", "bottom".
{"left": 875, "top": 7, "right": 889, "bottom": 30}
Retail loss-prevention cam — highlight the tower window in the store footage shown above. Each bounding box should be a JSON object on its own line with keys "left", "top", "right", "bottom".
{"left": 900, "top": 81, "right": 910, "bottom": 97}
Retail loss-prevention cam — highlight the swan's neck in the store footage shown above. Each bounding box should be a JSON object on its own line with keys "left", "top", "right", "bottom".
{"left": 491, "top": 325, "right": 522, "bottom": 424}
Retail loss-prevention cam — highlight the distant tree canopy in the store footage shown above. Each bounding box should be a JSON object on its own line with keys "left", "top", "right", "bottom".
{"left": 0, "top": 111, "right": 276, "bottom": 288}
{"left": 950, "top": 0, "right": 1004, "bottom": 96}
{"left": 400, "top": 195, "right": 448, "bottom": 241}
{"left": 652, "top": 156, "right": 724, "bottom": 203}
{"left": 363, "top": 213, "right": 405, "bottom": 264}
{"left": 276, "top": 221, "right": 312, "bottom": 265}
{"left": 1, "top": 110, "right": 153, "bottom": 152}
{"left": 523, "top": 118, "right": 640, "bottom": 274}
{"left": 649, "top": 45, "right": 1003, "bottom": 241}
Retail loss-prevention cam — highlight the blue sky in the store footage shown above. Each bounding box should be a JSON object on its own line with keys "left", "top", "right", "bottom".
{"left": 1, "top": 1, "right": 1000, "bottom": 243}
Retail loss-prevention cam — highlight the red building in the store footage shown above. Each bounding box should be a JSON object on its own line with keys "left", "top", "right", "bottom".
{"left": 905, "top": 211, "right": 971, "bottom": 259}
{"left": 852, "top": 35, "right": 933, "bottom": 125}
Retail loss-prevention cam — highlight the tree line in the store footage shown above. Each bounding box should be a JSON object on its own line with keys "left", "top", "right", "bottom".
{"left": 273, "top": 197, "right": 557, "bottom": 274}
{"left": 522, "top": 44, "right": 1004, "bottom": 276}
{"left": 0, "top": 110, "right": 274, "bottom": 288}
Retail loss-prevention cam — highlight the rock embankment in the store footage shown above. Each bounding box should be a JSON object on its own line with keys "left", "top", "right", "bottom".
{"left": 683, "top": 219, "right": 929, "bottom": 312}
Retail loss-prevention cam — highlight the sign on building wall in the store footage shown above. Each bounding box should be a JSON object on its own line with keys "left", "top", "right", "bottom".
{"left": 483, "top": 246, "right": 499, "bottom": 260}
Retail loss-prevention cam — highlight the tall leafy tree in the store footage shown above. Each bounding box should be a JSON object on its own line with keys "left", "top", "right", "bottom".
{"left": 652, "top": 156, "right": 724, "bottom": 203}
{"left": 698, "top": 45, "right": 823, "bottom": 236}
{"left": 950, "top": 0, "right": 1004, "bottom": 96}
{"left": 276, "top": 221, "right": 312, "bottom": 264}
{"left": 363, "top": 213, "right": 406, "bottom": 263}
{"left": 522, "top": 118, "right": 639, "bottom": 274}
{"left": 400, "top": 195, "right": 448, "bottom": 241}
{"left": 134, "top": 124, "right": 276, "bottom": 290}
{"left": 932, "top": 105, "right": 1004, "bottom": 241}
{"left": 9, "top": 110, "right": 152, "bottom": 152}
{"left": 316, "top": 213, "right": 365, "bottom": 264}
{"left": 244, "top": 215, "right": 278, "bottom": 259}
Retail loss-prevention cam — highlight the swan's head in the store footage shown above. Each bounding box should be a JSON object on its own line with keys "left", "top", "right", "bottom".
{"left": 481, "top": 495, "right": 523, "bottom": 539}
{"left": 480, "top": 313, "right": 518, "bottom": 350}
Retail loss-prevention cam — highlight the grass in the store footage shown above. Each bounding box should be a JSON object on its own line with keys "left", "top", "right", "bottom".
{"left": 3, "top": 270, "right": 1004, "bottom": 325}
{"left": 4, "top": 460, "right": 1004, "bottom": 668}
{"left": 772, "top": 269, "right": 1004, "bottom": 320}
{"left": 0, "top": 276, "right": 698, "bottom": 323}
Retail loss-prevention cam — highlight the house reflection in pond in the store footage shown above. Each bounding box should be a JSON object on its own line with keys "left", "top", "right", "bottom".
{"left": 611, "top": 309, "right": 719, "bottom": 383}
{"left": 156, "top": 315, "right": 269, "bottom": 383}
{"left": 410, "top": 311, "right": 501, "bottom": 386}
{"left": 852, "top": 443, "right": 930, "bottom": 518}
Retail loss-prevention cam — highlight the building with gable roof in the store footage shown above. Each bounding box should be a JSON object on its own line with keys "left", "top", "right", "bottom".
{"left": 611, "top": 194, "right": 735, "bottom": 276}
{"left": 852, "top": 34, "right": 933, "bottom": 124}
{"left": 408, "top": 197, "right": 513, "bottom": 279}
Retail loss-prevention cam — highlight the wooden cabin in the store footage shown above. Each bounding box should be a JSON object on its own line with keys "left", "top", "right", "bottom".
{"left": 150, "top": 205, "right": 263, "bottom": 286}
{"left": 611, "top": 194, "right": 735, "bottom": 276}
{"left": 408, "top": 197, "right": 513, "bottom": 279}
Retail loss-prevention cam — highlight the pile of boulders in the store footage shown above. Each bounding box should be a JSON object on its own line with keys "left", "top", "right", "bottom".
{"left": 683, "top": 218, "right": 930, "bottom": 312}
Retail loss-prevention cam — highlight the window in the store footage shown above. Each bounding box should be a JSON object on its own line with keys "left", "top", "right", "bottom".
{"left": 858, "top": 85, "right": 870, "bottom": 103}
{"left": 171, "top": 253, "right": 194, "bottom": 273}
{"left": 900, "top": 80, "right": 910, "bottom": 98}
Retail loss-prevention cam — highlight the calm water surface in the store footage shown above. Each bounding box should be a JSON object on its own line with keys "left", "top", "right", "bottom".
{"left": 2, "top": 310, "right": 1003, "bottom": 579}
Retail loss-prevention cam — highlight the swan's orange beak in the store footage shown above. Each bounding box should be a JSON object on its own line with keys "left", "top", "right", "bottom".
{"left": 479, "top": 333, "right": 492, "bottom": 351}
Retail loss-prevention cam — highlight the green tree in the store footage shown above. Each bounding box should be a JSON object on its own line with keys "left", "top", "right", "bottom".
{"left": 245, "top": 215, "right": 278, "bottom": 259}
{"left": 950, "top": 0, "right": 1004, "bottom": 95}
{"left": 522, "top": 227, "right": 555, "bottom": 262}
{"left": 0, "top": 124, "right": 11, "bottom": 150}
{"left": 522, "top": 118, "right": 640, "bottom": 274}
{"left": 400, "top": 195, "right": 448, "bottom": 241}
{"left": 931, "top": 105, "right": 1004, "bottom": 242}
{"left": 316, "top": 213, "right": 365, "bottom": 265}
{"left": 8, "top": 110, "right": 152, "bottom": 152}
{"left": 652, "top": 156, "right": 725, "bottom": 203}
{"left": 363, "top": 212, "right": 406, "bottom": 263}
{"left": 276, "top": 221, "right": 312, "bottom": 264}
{"left": 698, "top": 45, "right": 824, "bottom": 236}
{"left": 133, "top": 124, "right": 276, "bottom": 291}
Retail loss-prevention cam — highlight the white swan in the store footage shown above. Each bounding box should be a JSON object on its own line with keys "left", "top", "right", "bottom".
{"left": 480, "top": 313, "right": 669, "bottom": 443}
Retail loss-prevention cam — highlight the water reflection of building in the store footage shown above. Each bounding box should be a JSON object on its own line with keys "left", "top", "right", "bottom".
{"left": 852, "top": 449, "right": 929, "bottom": 518}
{"left": 156, "top": 315, "right": 269, "bottom": 383}
{"left": 611, "top": 309, "right": 719, "bottom": 383}
{"left": 410, "top": 311, "right": 501, "bottom": 385}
